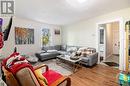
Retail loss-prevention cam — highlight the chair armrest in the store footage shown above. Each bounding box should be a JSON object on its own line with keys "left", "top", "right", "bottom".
{"left": 50, "top": 76, "right": 71, "bottom": 86}
{"left": 34, "top": 64, "right": 49, "bottom": 71}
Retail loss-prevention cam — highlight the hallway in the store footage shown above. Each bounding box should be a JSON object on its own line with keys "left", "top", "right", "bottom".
{"left": 105, "top": 55, "right": 119, "bottom": 64}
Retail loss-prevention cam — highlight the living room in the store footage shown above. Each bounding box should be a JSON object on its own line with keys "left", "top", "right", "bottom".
{"left": 0, "top": 0, "right": 130, "bottom": 86}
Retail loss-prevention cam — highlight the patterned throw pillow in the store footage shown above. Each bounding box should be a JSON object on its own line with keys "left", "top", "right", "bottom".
{"left": 34, "top": 69, "right": 48, "bottom": 86}
{"left": 80, "top": 48, "right": 94, "bottom": 57}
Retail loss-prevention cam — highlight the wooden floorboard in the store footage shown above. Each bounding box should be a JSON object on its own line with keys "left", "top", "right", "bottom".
{"left": 69, "top": 64, "right": 120, "bottom": 86}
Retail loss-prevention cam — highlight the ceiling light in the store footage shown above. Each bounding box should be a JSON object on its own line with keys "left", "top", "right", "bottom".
{"left": 66, "top": 0, "right": 88, "bottom": 9}
{"left": 77, "top": 0, "right": 87, "bottom": 3}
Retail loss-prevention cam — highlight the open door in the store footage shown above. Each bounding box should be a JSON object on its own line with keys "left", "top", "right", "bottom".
{"left": 113, "top": 29, "right": 119, "bottom": 55}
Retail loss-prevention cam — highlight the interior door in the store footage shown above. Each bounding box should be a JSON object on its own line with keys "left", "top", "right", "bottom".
{"left": 113, "top": 29, "right": 119, "bottom": 55}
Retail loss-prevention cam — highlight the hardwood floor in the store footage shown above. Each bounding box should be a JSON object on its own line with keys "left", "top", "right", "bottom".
{"left": 69, "top": 64, "right": 120, "bottom": 86}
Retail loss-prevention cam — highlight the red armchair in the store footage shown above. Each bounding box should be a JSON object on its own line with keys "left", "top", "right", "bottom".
{"left": 1, "top": 52, "right": 71, "bottom": 86}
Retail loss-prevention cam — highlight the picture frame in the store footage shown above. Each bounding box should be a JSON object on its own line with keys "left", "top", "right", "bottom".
{"left": 54, "top": 29, "right": 60, "bottom": 35}
{"left": 15, "top": 27, "right": 34, "bottom": 45}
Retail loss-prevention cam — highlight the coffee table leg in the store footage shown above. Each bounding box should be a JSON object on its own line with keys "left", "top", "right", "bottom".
{"left": 73, "top": 61, "right": 82, "bottom": 73}
{"left": 56, "top": 58, "right": 61, "bottom": 64}
{"left": 72, "top": 64, "right": 75, "bottom": 73}
{"left": 72, "top": 64, "right": 78, "bottom": 73}
{"left": 56, "top": 58, "right": 82, "bottom": 73}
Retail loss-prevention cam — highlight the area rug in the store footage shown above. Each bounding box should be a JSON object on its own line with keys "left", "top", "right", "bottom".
{"left": 34, "top": 59, "right": 73, "bottom": 76}
{"left": 103, "top": 62, "right": 119, "bottom": 67}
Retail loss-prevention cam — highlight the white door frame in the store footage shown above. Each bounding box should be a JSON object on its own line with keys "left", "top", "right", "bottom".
{"left": 98, "top": 26, "right": 106, "bottom": 61}
{"left": 96, "top": 18, "right": 124, "bottom": 70}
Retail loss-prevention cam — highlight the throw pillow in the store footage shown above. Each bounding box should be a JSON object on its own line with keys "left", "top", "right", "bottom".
{"left": 87, "top": 47, "right": 96, "bottom": 53}
{"left": 78, "top": 47, "right": 88, "bottom": 52}
{"left": 34, "top": 69, "right": 48, "bottom": 86}
{"left": 81, "top": 52, "right": 87, "bottom": 57}
{"left": 61, "top": 45, "right": 67, "bottom": 51}
{"left": 75, "top": 51, "right": 81, "bottom": 56}
{"left": 71, "top": 52, "right": 76, "bottom": 57}
{"left": 67, "top": 47, "right": 77, "bottom": 53}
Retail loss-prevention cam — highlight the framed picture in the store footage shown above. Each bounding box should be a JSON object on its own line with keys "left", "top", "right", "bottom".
{"left": 15, "top": 27, "right": 34, "bottom": 45}
{"left": 54, "top": 29, "right": 60, "bottom": 35}
{"left": 42, "top": 28, "right": 50, "bottom": 46}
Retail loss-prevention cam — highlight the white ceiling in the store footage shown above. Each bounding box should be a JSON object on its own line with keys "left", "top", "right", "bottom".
{"left": 15, "top": 0, "right": 130, "bottom": 25}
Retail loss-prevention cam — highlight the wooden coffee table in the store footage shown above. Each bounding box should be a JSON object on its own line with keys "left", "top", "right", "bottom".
{"left": 56, "top": 55, "right": 82, "bottom": 72}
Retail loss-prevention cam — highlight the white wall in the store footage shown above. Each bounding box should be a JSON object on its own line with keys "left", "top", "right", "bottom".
{"left": 62, "top": 20, "right": 96, "bottom": 47}
{"left": 62, "top": 7, "right": 130, "bottom": 47}
{"left": 1, "top": 17, "right": 61, "bottom": 57}
{"left": 62, "top": 7, "right": 130, "bottom": 70}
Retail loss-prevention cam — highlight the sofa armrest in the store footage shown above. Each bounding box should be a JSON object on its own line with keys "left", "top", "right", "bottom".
{"left": 87, "top": 52, "right": 98, "bottom": 66}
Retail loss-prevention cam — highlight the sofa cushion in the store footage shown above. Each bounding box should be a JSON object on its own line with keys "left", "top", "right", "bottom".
{"left": 36, "top": 50, "right": 46, "bottom": 54}
{"left": 47, "top": 50, "right": 58, "bottom": 53}
{"left": 40, "top": 53, "right": 59, "bottom": 58}
{"left": 81, "top": 57, "right": 89, "bottom": 63}
{"left": 43, "top": 70, "right": 62, "bottom": 86}
{"left": 40, "top": 53, "right": 52, "bottom": 56}
{"left": 58, "top": 51, "right": 67, "bottom": 55}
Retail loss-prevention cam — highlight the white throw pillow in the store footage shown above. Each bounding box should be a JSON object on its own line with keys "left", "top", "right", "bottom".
{"left": 67, "top": 47, "right": 77, "bottom": 52}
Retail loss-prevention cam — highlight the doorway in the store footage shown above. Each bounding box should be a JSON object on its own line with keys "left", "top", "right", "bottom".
{"left": 98, "top": 21, "right": 120, "bottom": 68}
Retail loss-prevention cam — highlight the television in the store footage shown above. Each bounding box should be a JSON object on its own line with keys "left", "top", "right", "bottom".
{"left": 4, "top": 17, "right": 13, "bottom": 41}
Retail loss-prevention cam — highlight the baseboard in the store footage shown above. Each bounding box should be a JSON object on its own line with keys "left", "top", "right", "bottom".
{"left": 113, "top": 54, "right": 119, "bottom": 56}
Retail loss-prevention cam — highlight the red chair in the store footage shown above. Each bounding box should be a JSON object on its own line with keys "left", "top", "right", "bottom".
{"left": 1, "top": 52, "right": 71, "bottom": 86}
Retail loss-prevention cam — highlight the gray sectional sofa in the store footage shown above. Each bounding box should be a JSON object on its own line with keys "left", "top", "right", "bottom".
{"left": 35, "top": 45, "right": 98, "bottom": 66}
{"left": 35, "top": 45, "right": 67, "bottom": 61}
